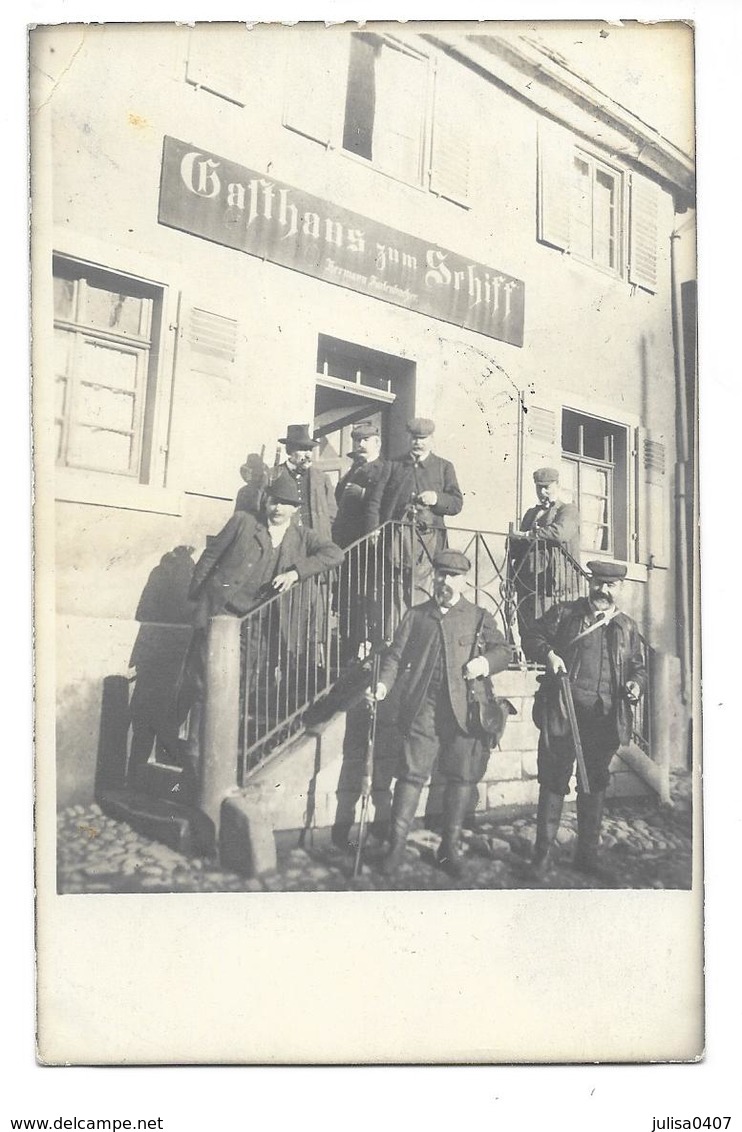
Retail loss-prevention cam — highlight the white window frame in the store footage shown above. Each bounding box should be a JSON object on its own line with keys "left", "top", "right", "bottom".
{"left": 49, "top": 243, "right": 182, "bottom": 516}
{"left": 339, "top": 32, "right": 435, "bottom": 191}
{"left": 569, "top": 147, "right": 625, "bottom": 278}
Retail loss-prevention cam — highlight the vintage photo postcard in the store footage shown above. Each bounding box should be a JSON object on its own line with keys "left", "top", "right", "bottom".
{"left": 31, "top": 18, "right": 702, "bottom": 1064}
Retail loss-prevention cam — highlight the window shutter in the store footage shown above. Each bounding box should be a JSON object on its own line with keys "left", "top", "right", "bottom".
{"left": 187, "top": 307, "right": 240, "bottom": 382}
{"left": 186, "top": 25, "right": 256, "bottom": 107}
{"left": 282, "top": 29, "right": 345, "bottom": 145}
{"left": 429, "top": 54, "right": 471, "bottom": 207}
{"left": 373, "top": 43, "right": 428, "bottom": 185}
{"left": 537, "top": 119, "right": 572, "bottom": 252}
{"left": 628, "top": 173, "right": 659, "bottom": 292}
{"left": 635, "top": 426, "right": 669, "bottom": 568}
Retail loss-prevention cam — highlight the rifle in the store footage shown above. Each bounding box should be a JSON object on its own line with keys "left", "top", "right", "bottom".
{"left": 353, "top": 650, "right": 381, "bottom": 878}
{"left": 557, "top": 671, "right": 591, "bottom": 795}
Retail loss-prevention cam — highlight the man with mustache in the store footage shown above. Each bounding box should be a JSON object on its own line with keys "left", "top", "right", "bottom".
{"left": 368, "top": 550, "right": 512, "bottom": 878}
{"left": 524, "top": 560, "right": 647, "bottom": 883}
{"left": 509, "top": 467, "right": 581, "bottom": 657}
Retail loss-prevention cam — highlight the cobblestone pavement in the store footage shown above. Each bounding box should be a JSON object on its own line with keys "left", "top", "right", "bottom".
{"left": 57, "top": 771, "right": 693, "bottom": 894}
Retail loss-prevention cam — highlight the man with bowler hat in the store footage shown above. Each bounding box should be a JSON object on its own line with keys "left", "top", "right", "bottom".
{"left": 366, "top": 417, "right": 463, "bottom": 609}
{"left": 510, "top": 467, "right": 581, "bottom": 655}
{"left": 274, "top": 423, "right": 337, "bottom": 541}
{"left": 523, "top": 559, "right": 646, "bottom": 883}
{"left": 368, "top": 549, "right": 512, "bottom": 878}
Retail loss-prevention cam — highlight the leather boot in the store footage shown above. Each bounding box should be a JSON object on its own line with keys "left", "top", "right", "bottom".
{"left": 380, "top": 781, "right": 422, "bottom": 876}
{"left": 528, "top": 788, "right": 564, "bottom": 880}
{"left": 437, "top": 783, "right": 472, "bottom": 878}
{"left": 573, "top": 790, "right": 617, "bottom": 885}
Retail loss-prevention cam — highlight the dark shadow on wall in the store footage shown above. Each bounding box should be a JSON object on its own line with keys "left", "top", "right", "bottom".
{"left": 234, "top": 452, "right": 270, "bottom": 516}
{"left": 128, "top": 546, "right": 196, "bottom": 776}
{"left": 94, "top": 546, "right": 197, "bottom": 804}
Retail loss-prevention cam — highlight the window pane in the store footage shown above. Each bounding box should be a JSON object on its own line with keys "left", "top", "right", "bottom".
{"left": 593, "top": 168, "right": 617, "bottom": 269}
{"left": 84, "top": 281, "right": 148, "bottom": 337}
{"left": 583, "top": 520, "right": 610, "bottom": 552}
{"left": 581, "top": 464, "right": 609, "bottom": 497}
{"left": 54, "top": 328, "right": 73, "bottom": 376}
{"left": 68, "top": 425, "right": 134, "bottom": 475}
{"left": 343, "top": 35, "right": 376, "bottom": 159}
{"left": 571, "top": 155, "right": 592, "bottom": 260}
{"left": 372, "top": 44, "right": 426, "bottom": 182}
{"left": 559, "top": 460, "right": 578, "bottom": 504}
{"left": 55, "top": 375, "right": 67, "bottom": 420}
{"left": 54, "top": 277, "right": 76, "bottom": 321}
{"left": 562, "top": 411, "right": 580, "bottom": 454}
{"left": 582, "top": 418, "right": 612, "bottom": 462}
{"left": 78, "top": 339, "right": 141, "bottom": 392}
{"left": 76, "top": 383, "right": 136, "bottom": 433}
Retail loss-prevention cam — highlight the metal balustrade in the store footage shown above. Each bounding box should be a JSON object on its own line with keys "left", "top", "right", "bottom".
{"left": 229, "top": 519, "right": 651, "bottom": 780}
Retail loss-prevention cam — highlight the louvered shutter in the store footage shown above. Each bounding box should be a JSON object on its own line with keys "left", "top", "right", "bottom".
{"left": 629, "top": 173, "right": 659, "bottom": 292}
{"left": 282, "top": 28, "right": 346, "bottom": 145}
{"left": 186, "top": 24, "right": 255, "bottom": 107}
{"left": 537, "top": 119, "right": 572, "bottom": 251}
{"left": 429, "top": 54, "right": 471, "bottom": 207}
{"left": 187, "top": 307, "right": 240, "bottom": 382}
{"left": 635, "top": 426, "right": 669, "bottom": 568}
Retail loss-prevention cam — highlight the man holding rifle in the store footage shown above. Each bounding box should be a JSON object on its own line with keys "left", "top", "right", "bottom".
{"left": 524, "top": 560, "right": 647, "bottom": 883}
{"left": 367, "top": 549, "right": 512, "bottom": 879}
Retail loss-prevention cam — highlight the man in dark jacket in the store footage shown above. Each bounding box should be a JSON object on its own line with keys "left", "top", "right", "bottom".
{"left": 273, "top": 423, "right": 337, "bottom": 541}
{"left": 186, "top": 470, "right": 343, "bottom": 697}
{"left": 333, "top": 421, "right": 392, "bottom": 657}
{"left": 510, "top": 467, "right": 581, "bottom": 658}
{"left": 368, "top": 550, "right": 513, "bottom": 878}
{"left": 366, "top": 417, "right": 463, "bottom": 610}
{"left": 523, "top": 560, "right": 647, "bottom": 883}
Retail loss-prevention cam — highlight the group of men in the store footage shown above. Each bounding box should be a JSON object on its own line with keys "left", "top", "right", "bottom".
{"left": 185, "top": 418, "right": 647, "bottom": 885}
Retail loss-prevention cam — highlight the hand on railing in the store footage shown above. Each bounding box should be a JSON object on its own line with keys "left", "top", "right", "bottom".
{"left": 624, "top": 680, "right": 642, "bottom": 704}
{"left": 271, "top": 569, "right": 299, "bottom": 593}
{"left": 365, "top": 681, "right": 387, "bottom": 706}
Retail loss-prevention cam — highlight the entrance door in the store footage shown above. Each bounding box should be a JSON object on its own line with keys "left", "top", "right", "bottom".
{"left": 313, "top": 384, "right": 390, "bottom": 489}
{"left": 313, "top": 334, "right": 416, "bottom": 488}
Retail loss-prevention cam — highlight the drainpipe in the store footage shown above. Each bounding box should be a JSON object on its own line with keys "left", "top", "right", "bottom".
{"left": 670, "top": 229, "right": 692, "bottom": 705}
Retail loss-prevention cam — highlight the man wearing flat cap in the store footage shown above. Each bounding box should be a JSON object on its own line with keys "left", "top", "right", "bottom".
{"left": 333, "top": 421, "right": 391, "bottom": 548}
{"left": 368, "top": 549, "right": 512, "bottom": 878}
{"left": 272, "top": 423, "right": 337, "bottom": 541}
{"left": 510, "top": 467, "right": 581, "bottom": 656}
{"left": 523, "top": 559, "right": 647, "bottom": 884}
{"left": 366, "top": 417, "right": 463, "bottom": 609}
{"left": 182, "top": 470, "right": 343, "bottom": 722}
{"left": 333, "top": 422, "right": 393, "bottom": 657}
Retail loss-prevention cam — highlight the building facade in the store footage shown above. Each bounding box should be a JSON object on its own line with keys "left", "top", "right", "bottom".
{"left": 31, "top": 23, "right": 696, "bottom": 812}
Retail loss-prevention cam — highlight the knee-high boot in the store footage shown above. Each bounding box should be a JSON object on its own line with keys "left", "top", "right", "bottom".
{"left": 574, "top": 789, "right": 616, "bottom": 885}
{"left": 436, "top": 783, "right": 472, "bottom": 878}
{"left": 380, "top": 780, "right": 422, "bottom": 876}
{"left": 528, "top": 787, "right": 564, "bottom": 879}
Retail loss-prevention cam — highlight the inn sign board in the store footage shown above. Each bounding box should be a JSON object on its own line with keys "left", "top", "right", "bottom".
{"left": 158, "top": 136, "right": 525, "bottom": 348}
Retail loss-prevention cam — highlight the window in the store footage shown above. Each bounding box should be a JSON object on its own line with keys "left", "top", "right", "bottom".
{"left": 282, "top": 34, "right": 471, "bottom": 206}
{"left": 342, "top": 34, "right": 429, "bottom": 185}
{"left": 538, "top": 120, "right": 659, "bottom": 291}
{"left": 561, "top": 409, "right": 628, "bottom": 558}
{"left": 54, "top": 256, "right": 163, "bottom": 480}
{"left": 570, "top": 151, "right": 620, "bottom": 272}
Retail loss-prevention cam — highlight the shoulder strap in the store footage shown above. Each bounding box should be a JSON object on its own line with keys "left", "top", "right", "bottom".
{"left": 470, "top": 608, "right": 487, "bottom": 660}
